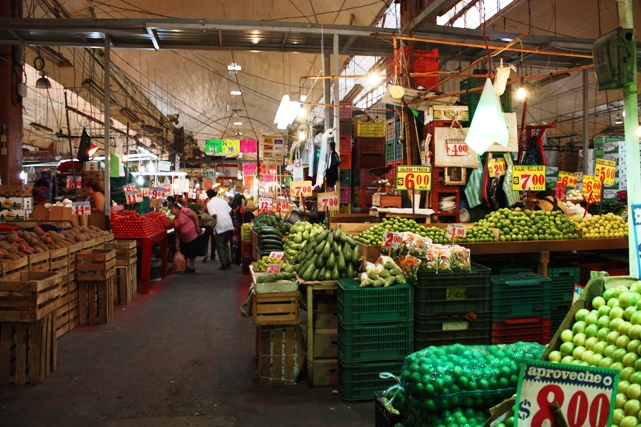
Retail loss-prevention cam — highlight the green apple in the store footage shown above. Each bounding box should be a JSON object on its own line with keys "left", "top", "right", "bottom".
{"left": 593, "top": 296, "right": 607, "bottom": 308}
{"left": 614, "top": 348, "right": 628, "bottom": 362}
{"left": 629, "top": 339, "right": 641, "bottom": 354}
{"left": 581, "top": 350, "right": 595, "bottom": 363}
{"left": 589, "top": 353, "right": 604, "bottom": 367}
{"left": 624, "top": 352, "right": 639, "bottom": 367}
{"left": 599, "top": 357, "right": 614, "bottom": 368}
{"left": 598, "top": 316, "right": 612, "bottom": 329}
{"left": 603, "top": 289, "right": 615, "bottom": 301}
{"left": 597, "top": 327, "right": 611, "bottom": 341}
{"left": 605, "top": 344, "right": 618, "bottom": 358}
{"left": 618, "top": 335, "right": 632, "bottom": 350}
{"left": 548, "top": 350, "right": 562, "bottom": 363}
{"left": 614, "top": 286, "right": 629, "bottom": 298}
{"left": 585, "top": 324, "right": 599, "bottom": 338}
{"left": 598, "top": 305, "right": 612, "bottom": 318}
{"left": 561, "top": 355, "right": 574, "bottom": 364}
{"left": 574, "top": 333, "right": 587, "bottom": 347}
{"left": 629, "top": 325, "right": 641, "bottom": 339}
{"left": 613, "top": 408, "right": 626, "bottom": 425}
{"left": 620, "top": 292, "right": 639, "bottom": 309}
{"left": 612, "top": 307, "right": 626, "bottom": 319}
{"left": 627, "top": 384, "right": 641, "bottom": 400}
{"left": 624, "top": 399, "right": 641, "bottom": 416}
{"left": 620, "top": 381, "right": 631, "bottom": 395}
{"left": 608, "top": 331, "right": 622, "bottom": 345}
{"left": 575, "top": 308, "right": 591, "bottom": 322}
{"left": 560, "top": 341, "right": 575, "bottom": 356}
{"left": 620, "top": 321, "right": 633, "bottom": 336}
{"left": 585, "top": 312, "right": 599, "bottom": 326}
{"left": 573, "top": 346, "right": 587, "bottom": 360}
{"left": 594, "top": 341, "right": 607, "bottom": 355}
{"left": 620, "top": 415, "right": 639, "bottom": 427}
{"left": 612, "top": 361, "right": 625, "bottom": 370}
{"left": 630, "top": 312, "right": 641, "bottom": 326}
{"left": 630, "top": 371, "right": 641, "bottom": 385}
{"left": 624, "top": 306, "right": 638, "bottom": 321}
{"left": 617, "top": 392, "right": 630, "bottom": 409}
{"left": 585, "top": 337, "right": 599, "bottom": 350}
{"left": 560, "top": 329, "right": 574, "bottom": 343}
{"left": 572, "top": 321, "right": 587, "bottom": 335}
{"left": 609, "top": 298, "right": 622, "bottom": 308}
{"left": 621, "top": 367, "right": 636, "bottom": 382}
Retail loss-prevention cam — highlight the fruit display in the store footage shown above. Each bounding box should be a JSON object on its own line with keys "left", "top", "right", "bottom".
{"left": 283, "top": 221, "right": 325, "bottom": 262}
{"left": 588, "top": 201, "right": 626, "bottom": 216}
{"left": 187, "top": 203, "right": 203, "bottom": 214}
{"left": 563, "top": 200, "right": 591, "bottom": 218}
{"left": 253, "top": 213, "right": 291, "bottom": 254}
{"left": 566, "top": 189, "right": 583, "bottom": 201}
{"left": 253, "top": 212, "right": 292, "bottom": 235}
{"left": 572, "top": 213, "right": 628, "bottom": 239}
{"left": 111, "top": 210, "right": 167, "bottom": 239}
{"left": 290, "top": 227, "right": 361, "bottom": 282}
{"left": 547, "top": 283, "right": 641, "bottom": 427}
{"left": 253, "top": 255, "right": 286, "bottom": 272}
{"left": 255, "top": 269, "right": 297, "bottom": 284}
{"left": 394, "top": 390, "right": 491, "bottom": 427}
{"left": 476, "top": 207, "right": 579, "bottom": 241}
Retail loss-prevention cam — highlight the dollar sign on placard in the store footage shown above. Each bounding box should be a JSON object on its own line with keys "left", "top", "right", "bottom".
{"left": 518, "top": 399, "right": 531, "bottom": 420}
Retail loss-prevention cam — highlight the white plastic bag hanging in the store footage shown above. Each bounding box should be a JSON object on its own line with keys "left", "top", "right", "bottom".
{"left": 292, "top": 144, "right": 303, "bottom": 181}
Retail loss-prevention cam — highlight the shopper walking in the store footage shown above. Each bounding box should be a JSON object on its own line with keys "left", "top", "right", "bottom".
{"left": 169, "top": 202, "right": 204, "bottom": 273}
{"left": 201, "top": 225, "right": 216, "bottom": 262}
{"left": 206, "top": 189, "right": 234, "bottom": 270}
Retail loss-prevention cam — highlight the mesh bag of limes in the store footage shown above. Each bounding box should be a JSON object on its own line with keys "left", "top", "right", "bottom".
{"left": 380, "top": 342, "right": 544, "bottom": 426}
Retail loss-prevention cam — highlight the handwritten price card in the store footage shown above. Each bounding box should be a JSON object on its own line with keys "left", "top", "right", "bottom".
{"left": 446, "top": 224, "right": 466, "bottom": 240}
{"left": 222, "top": 139, "right": 240, "bottom": 154}
{"left": 150, "top": 187, "right": 166, "bottom": 200}
{"left": 595, "top": 158, "right": 616, "bottom": 185}
{"left": 66, "top": 176, "right": 82, "bottom": 190}
{"left": 274, "top": 198, "right": 290, "bottom": 215}
{"left": 290, "top": 180, "right": 313, "bottom": 197}
{"left": 511, "top": 165, "right": 546, "bottom": 191}
{"left": 382, "top": 231, "right": 402, "bottom": 248}
{"left": 318, "top": 192, "right": 339, "bottom": 212}
{"left": 557, "top": 171, "right": 579, "bottom": 188}
{"left": 446, "top": 139, "right": 470, "bottom": 156}
{"left": 266, "top": 264, "right": 281, "bottom": 274}
{"left": 396, "top": 165, "right": 432, "bottom": 191}
{"left": 582, "top": 175, "right": 603, "bottom": 202}
{"left": 259, "top": 197, "right": 273, "bottom": 210}
{"left": 72, "top": 201, "right": 91, "bottom": 216}
{"left": 488, "top": 157, "right": 507, "bottom": 178}
{"left": 268, "top": 252, "right": 284, "bottom": 260}
{"left": 125, "top": 192, "right": 142, "bottom": 204}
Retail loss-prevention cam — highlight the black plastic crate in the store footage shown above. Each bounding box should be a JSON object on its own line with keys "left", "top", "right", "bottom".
{"left": 415, "top": 263, "right": 491, "bottom": 316}
{"left": 338, "top": 359, "right": 404, "bottom": 404}
{"left": 548, "top": 265, "right": 581, "bottom": 305}
{"left": 375, "top": 391, "right": 404, "bottom": 427}
{"left": 414, "top": 312, "right": 491, "bottom": 351}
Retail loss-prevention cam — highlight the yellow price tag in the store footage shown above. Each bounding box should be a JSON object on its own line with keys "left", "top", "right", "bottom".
{"left": 290, "top": 180, "right": 313, "bottom": 197}
{"left": 488, "top": 158, "right": 507, "bottom": 178}
{"left": 582, "top": 175, "right": 603, "bottom": 202}
{"left": 511, "top": 165, "right": 546, "bottom": 191}
{"left": 594, "top": 158, "right": 616, "bottom": 186}
{"left": 557, "top": 171, "right": 579, "bottom": 188}
{"left": 317, "top": 192, "right": 339, "bottom": 212}
{"left": 396, "top": 166, "right": 432, "bottom": 191}
{"left": 222, "top": 139, "right": 240, "bottom": 154}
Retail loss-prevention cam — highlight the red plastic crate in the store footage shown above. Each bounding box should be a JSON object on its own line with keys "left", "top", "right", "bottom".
{"left": 340, "top": 102, "right": 352, "bottom": 119}
{"left": 340, "top": 187, "right": 351, "bottom": 204}
{"left": 385, "top": 47, "right": 439, "bottom": 90}
{"left": 340, "top": 152, "right": 352, "bottom": 170}
{"left": 340, "top": 135, "right": 352, "bottom": 153}
{"left": 355, "top": 137, "right": 385, "bottom": 155}
{"left": 491, "top": 317, "right": 551, "bottom": 345}
{"left": 358, "top": 187, "right": 376, "bottom": 208}
{"left": 355, "top": 154, "right": 385, "bottom": 170}
{"left": 573, "top": 260, "right": 629, "bottom": 285}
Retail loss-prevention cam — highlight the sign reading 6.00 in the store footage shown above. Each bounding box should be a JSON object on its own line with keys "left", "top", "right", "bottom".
{"left": 396, "top": 166, "right": 432, "bottom": 191}
{"left": 511, "top": 165, "right": 546, "bottom": 192}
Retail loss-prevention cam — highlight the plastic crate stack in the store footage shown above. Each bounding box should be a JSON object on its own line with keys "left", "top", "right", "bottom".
{"left": 354, "top": 120, "right": 386, "bottom": 208}
{"left": 414, "top": 263, "right": 492, "bottom": 351}
{"left": 385, "top": 47, "right": 439, "bottom": 90}
{"left": 547, "top": 265, "right": 581, "bottom": 333}
{"left": 337, "top": 278, "right": 414, "bottom": 403}
{"left": 459, "top": 75, "right": 512, "bottom": 119}
{"left": 490, "top": 272, "right": 552, "bottom": 345}
{"left": 339, "top": 118, "right": 353, "bottom": 212}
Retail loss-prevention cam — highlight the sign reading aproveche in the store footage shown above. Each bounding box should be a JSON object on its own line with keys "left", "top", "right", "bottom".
{"left": 396, "top": 165, "right": 432, "bottom": 191}
{"left": 511, "top": 165, "right": 546, "bottom": 191}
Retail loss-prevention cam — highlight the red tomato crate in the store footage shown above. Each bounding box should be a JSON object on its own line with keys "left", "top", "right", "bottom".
{"left": 491, "top": 317, "right": 551, "bottom": 345}
{"left": 573, "top": 260, "right": 629, "bottom": 285}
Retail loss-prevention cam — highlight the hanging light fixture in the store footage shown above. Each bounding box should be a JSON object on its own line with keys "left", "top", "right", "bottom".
{"left": 464, "top": 78, "right": 509, "bottom": 155}
{"left": 615, "top": 113, "right": 623, "bottom": 125}
{"left": 33, "top": 55, "right": 51, "bottom": 90}
{"left": 234, "top": 121, "right": 243, "bottom": 126}
{"left": 88, "top": 144, "right": 98, "bottom": 157}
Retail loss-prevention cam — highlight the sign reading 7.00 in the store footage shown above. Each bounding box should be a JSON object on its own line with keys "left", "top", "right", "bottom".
{"left": 396, "top": 165, "right": 432, "bottom": 191}
{"left": 511, "top": 165, "right": 546, "bottom": 192}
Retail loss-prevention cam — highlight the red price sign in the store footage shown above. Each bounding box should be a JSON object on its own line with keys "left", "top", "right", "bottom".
{"left": 558, "top": 171, "right": 579, "bottom": 188}
{"left": 150, "top": 187, "right": 165, "bottom": 200}
{"left": 269, "top": 251, "right": 284, "bottom": 260}
{"left": 66, "top": 176, "right": 82, "bottom": 190}
{"left": 317, "top": 192, "right": 339, "bottom": 212}
{"left": 266, "top": 264, "right": 281, "bottom": 274}
{"left": 126, "top": 192, "right": 142, "bottom": 204}
{"left": 446, "top": 139, "right": 470, "bottom": 156}
{"left": 511, "top": 165, "right": 546, "bottom": 191}
{"left": 396, "top": 166, "right": 432, "bottom": 191}
{"left": 515, "top": 360, "right": 618, "bottom": 427}
{"left": 72, "top": 201, "right": 91, "bottom": 216}
{"left": 290, "top": 180, "right": 313, "bottom": 198}
{"left": 123, "top": 183, "right": 139, "bottom": 194}
{"left": 594, "top": 158, "right": 616, "bottom": 185}
{"left": 383, "top": 231, "right": 402, "bottom": 248}
{"left": 488, "top": 158, "right": 507, "bottom": 178}
{"left": 259, "top": 197, "right": 273, "bottom": 211}
{"left": 446, "top": 224, "right": 466, "bottom": 240}
{"left": 274, "top": 198, "right": 290, "bottom": 215}
{"left": 140, "top": 188, "right": 150, "bottom": 197}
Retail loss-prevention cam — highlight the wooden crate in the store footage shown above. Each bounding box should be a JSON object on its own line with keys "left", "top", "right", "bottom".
{"left": 53, "top": 267, "right": 70, "bottom": 339}
{"left": 0, "top": 271, "right": 63, "bottom": 323}
{"left": 252, "top": 291, "right": 299, "bottom": 326}
{"left": 104, "top": 234, "right": 114, "bottom": 244}
{"left": 113, "top": 261, "right": 136, "bottom": 305}
{"left": 329, "top": 223, "right": 376, "bottom": 235}
{"left": 76, "top": 249, "right": 116, "bottom": 281}
{"left": 67, "top": 242, "right": 83, "bottom": 272}
{"left": 105, "top": 240, "right": 137, "bottom": 266}
{"left": 67, "top": 273, "right": 79, "bottom": 331}
{"left": 0, "top": 257, "right": 28, "bottom": 280}
{"left": 78, "top": 276, "right": 115, "bottom": 325}
{"left": 0, "top": 313, "right": 57, "bottom": 384}
{"left": 81, "top": 238, "right": 96, "bottom": 252}
{"left": 357, "top": 242, "right": 381, "bottom": 263}
{"left": 28, "top": 251, "right": 50, "bottom": 273}
{"left": 49, "top": 248, "right": 68, "bottom": 272}
{"left": 256, "top": 325, "right": 305, "bottom": 386}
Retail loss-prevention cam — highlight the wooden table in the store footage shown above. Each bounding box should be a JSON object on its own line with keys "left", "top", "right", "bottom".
{"left": 119, "top": 230, "right": 168, "bottom": 294}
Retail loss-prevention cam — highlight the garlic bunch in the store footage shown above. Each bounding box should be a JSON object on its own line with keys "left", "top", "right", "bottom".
{"left": 45, "top": 198, "right": 74, "bottom": 209}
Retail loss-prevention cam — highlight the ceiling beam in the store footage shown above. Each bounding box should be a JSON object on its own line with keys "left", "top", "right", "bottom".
{"left": 218, "top": 29, "right": 222, "bottom": 47}
{"left": 409, "top": 0, "right": 461, "bottom": 29}
{"left": 280, "top": 32, "right": 288, "bottom": 49}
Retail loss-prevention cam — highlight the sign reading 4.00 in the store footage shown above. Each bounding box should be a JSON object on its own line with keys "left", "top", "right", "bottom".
{"left": 396, "top": 165, "right": 432, "bottom": 191}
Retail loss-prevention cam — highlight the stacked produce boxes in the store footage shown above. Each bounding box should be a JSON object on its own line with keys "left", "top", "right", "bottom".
{"left": 311, "top": 297, "right": 339, "bottom": 386}
{"left": 337, "top": 278, "right": 414, "bottom": 403}
{"left": 354, "top": 120, "right": 386, "bottom": 208}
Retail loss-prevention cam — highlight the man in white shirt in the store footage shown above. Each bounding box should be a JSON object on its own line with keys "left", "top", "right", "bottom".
{"left": 206, "top": 189, "right": 235, "bottom": 270}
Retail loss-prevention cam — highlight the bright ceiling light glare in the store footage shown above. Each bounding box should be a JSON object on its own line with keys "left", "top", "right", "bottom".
{"left": 298, "top": 131, "right": 307, "bottom": 141}
{"left": 368, "top": 71, "right": 383, "bottom": 86}
{"left": 230, "top": 90, "right": 242, "bottom": 96}
{"left": 234, "top": 121, "right": 243, "bottom": 126}
{"left": 274, "top": 95, "right": 301, "bottom": 130}
{"left": 516, "top": 86, "right": 527, "bottom": 100}
{"left": 136, "top": 175, "right": 145, "bottom": 185}
{"left": 252, "top": 38, "right": 259, "bottom": 44}
{"left": 227, "top": 62, "right": 241, "bottom": 72}
{"left": 298, "top": 106, "right": 307, "bottom": 118}
{"left": 300, "top": 94, "right": 307, "bottom": 102}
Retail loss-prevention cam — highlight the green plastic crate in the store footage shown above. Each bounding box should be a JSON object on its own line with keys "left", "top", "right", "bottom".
{"left": 340, "top": 170, "right": 352, "bottom": 186}
{"left": 385, "top": 140, "right": 395, "bottom": 162}
{"left": 338, "top": 321, "right": 414, "bottom": 363}
{"left": 338, "top": 359, "right": 404, "bottom": 403}
{"left": 491, "top": 273, "right": 552, "bottom": 321}
{"left": 337, "top": 278, "right": 414, "bottom": 325}
{"left": 414, "top": 312, "right": 491, "bottom": 351}
{"left": 415, "top": 263, "right": 491, "bottom": 316}
{"left": 548, "top": 265, "right": 581, "bottom": 305}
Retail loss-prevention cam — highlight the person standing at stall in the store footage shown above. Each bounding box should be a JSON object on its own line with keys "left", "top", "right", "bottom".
{"left": 85, "top": 181, "right": 105, "bottom": 213}
{"left": 169, "top": 202, "right": 204, "bottom": 273}
{"left": 206, "top": 189, "right": 234, "bottom": 270}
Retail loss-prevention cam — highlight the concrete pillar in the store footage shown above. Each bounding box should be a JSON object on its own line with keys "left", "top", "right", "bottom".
{"left": 0, "top": 0, "right": 23, "bottom": 185}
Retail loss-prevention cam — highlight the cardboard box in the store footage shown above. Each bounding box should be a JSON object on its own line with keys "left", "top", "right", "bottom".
{"left": 83, "top": 170, "right": 104, "bottom": 179}
{"left": 313, "top": 359, "right": 338, "bottom": 386}
{"left": 313, "top": 328, "right": 338, "bottom": 358}
{"left": 84, "top": 161, "right": 101, "bottom": 171}
{"left": 0, "top": 185, "right": 32, "bottom": 197}
{"left": 314, "top": 300, "right": 338, "bottom": 329}
{"left": 49, "top": 206, "right": 73, "bottom": 221}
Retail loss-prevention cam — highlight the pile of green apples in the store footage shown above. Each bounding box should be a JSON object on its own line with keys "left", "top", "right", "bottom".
{"left": 547, "top": 284, "right": 641, "bottom": 427}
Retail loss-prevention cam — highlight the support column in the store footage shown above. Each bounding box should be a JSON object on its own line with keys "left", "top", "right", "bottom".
{"left": 104, "top": 37, "right": 111, "bottom": 218}
{"left": 323, "top": 53, "right": 331, "bottom": 131}
{"left": 582, "top": 69, "right": 589, "bottom": 174}
{"left": 0, "top": 0, "right": 23, "bottom": 185}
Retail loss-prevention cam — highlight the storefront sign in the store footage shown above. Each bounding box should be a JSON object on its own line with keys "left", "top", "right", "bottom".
{"left": 446, "top": 139, "right": 470, "bottom": 156}
{"left": 488, "top": 158, "right": 507, "bottom": 177}
{"left": 396, "top": 165, "right": 432, "bottom": 191}
{"left": 158, "top": 161, "right": 172, "bottom": 172}
{"left": 594, "top": 158, "right": 616, "bottom": 185}
{"left": 582, "top": 175, "right": 603, "bottom": 202}
{"left": 446, "top": 224, "right": 466, "bottom": 240}
{"left": 259, "top": 197, "right": 273, "bottom": 210}
{"left": 66, "top": 176, "right": 82, "bottom": 190}
{"left": 290, "top": 180, "right": 313, "bottom": 197}
{"left": 318, "top": 192, "right": 339, "bottom": 212}
{"left": 515, "top": 359, "right": 618, "bottom": 427}
{"left": 557, "top": 171, "right": 579, "bottom": 188}
{"left": 511, "top": 165, "right": 546, "bottom": 191}
{"left": 72, "top": 201, "right": 91, "bottom": 216}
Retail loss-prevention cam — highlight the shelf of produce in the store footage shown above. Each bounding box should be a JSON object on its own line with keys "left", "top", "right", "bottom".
{"left": 116, "top": 229, "right": 168, "bottom": 294}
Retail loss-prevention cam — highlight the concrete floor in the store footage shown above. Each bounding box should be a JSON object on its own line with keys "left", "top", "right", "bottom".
{"left": 0, "top": 261, "right": 373, "bottom": 427}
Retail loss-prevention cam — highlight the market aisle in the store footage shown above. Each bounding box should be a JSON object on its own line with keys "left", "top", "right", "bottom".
{"left": 0, "top": 261, "right": 373, "bottom": 427}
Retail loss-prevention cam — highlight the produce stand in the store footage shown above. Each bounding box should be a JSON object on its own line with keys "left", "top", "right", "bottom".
{"left": 116, "top": 229, "right": 168, "bottom": 294}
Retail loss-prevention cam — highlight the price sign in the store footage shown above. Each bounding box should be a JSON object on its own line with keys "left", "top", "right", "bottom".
{"left": 188, "top": 191, "right": 197, "bottom": 200}
{"left": 595, "top": 158, "right": 616, "bottom": 185}
{"left": 515, "top": 359, "right": 618, "bottom": 427}
{"left": 269, "top": 251, "right": 284, "bottom": 260}
{"left": 511, "top": 165, "right": 546, "bottom": 191}
{"left": 71, "top": 201, "right": 91, "bottom": 216}
{"left": 259, "top": 197, "right": 273, "bottom": 210}
{"left": 140, "top": 188, "right": 150, "bottom": 197}
{"left": 66, "top": 176, "right": 82, "bottom": 190}
{"left": 396, "top": 165, "right": 432, "bottom": 191}
{"left": 266, "top": 264, "right": 281, "bottom": 274}
{"left": 446, "top": 224, "right": 466, "bottom": 240}
{"left": 558, "top": 171, "right": 579, "bottom": 188}
{"left": 582, "top": 175, "right": 603, "bottom": 202}
{"left": 274, "top": 198, "right": 290, "bottom": 215}
{"left": 446, "top": 139, "right": 470, "bottom": 156}
{"left": 318, "top": 192, "right": 339, "bottom": 212}
{"left": 382, "top": 231, "right": 402, "bottom": 248}
{"left": 125, "top": 192, "right": 142, "bottom": 204}
{"left": 123, "top": 183, "right": 139, "bottom": 194}
{"left": 150, "top": 187, "right": 165, "bottom": 200}
{"left": 488, "top": 158, "right": 507, "bottom": 178}
{"left": 290, "top": 180, "right": 313, "bottom": 197}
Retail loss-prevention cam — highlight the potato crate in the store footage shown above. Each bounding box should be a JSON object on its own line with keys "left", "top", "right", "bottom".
{"left": 256, "top": 325, "right": 305, "bottom": 387}
{"left": 0, "top": 256, "right": 28, "bottom": 280}
{"left": 375, "top": 391, "right": 404, "bottom": 427}
{"left": 81, "top": 238, "right": 96, "bottom": 251}
{"left": 105, "top": 240, "right": 137, "bottom": 265}
{"left": 337, "top": 278, "right": 413, "bottom": 325}
{"left": 28, "top": 251, "right": 49, "bottom": 272}
{"left": 67, "top": 273, "right": 79, "bottom": 331}
{"left": 48, "top": 248, "right": 68, "bottom": 272}
{"left": 414, "top": 312, "right": 491, "bottom": 351}
{"left": 0, "top": 271, "right": 63, "bottom": 323}
{"left": 78, "top": 275, "right": 115, "bottom": 325}
{"left": 0, "top": 312, "right": 57, "bottom": 384}
{"left": 114, "top": 262, "right": 136, "bottom": 305}
{"left": 338, "top": 321, "right": 414, "bottom": 363}
{"left": 252, "top": 291, "right": 299, "bottom": 326}
{"left": 76, "top": 249, "right": 116, "bottom": 281}
{"left": 53, "top": 267, "right": 70, "bottom": 338}
{"left": 490, "top": 272, "right": 552, "bottom": 321}
{"left": 491, "top": 317, "right": 552, "bottom": 345}
{"left": 67, "top": 242, "right": 83, "bottom": 272}
{"left": 415, "top": 263, "right": 491, "bottom": 316}
{"left": 338, "top": 359, "right": 405, "bottom": 403}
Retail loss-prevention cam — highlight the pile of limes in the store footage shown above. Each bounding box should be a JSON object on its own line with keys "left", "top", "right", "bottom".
{"left": 476, "top": 207, "right": 578, "bottom": 241}
{"left": 572, "top": 213, "right": 628, "bottom": 239}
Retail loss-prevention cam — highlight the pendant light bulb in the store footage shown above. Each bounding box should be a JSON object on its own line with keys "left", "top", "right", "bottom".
{"left": 516, "top": 86, "right": 527, "bottom": 100}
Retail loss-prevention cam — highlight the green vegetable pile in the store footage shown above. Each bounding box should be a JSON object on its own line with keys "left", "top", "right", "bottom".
{"left": 475, "top": 207, "right": 578, "bottom": 241}
{"left": 394, "top": 390, "right": 490, "bottom": 427}
{"left": 284, "top": 221, "right": 325, "bottom": 262}
{"left": 400, "top": 343, "right": 545, "bottom": 412}
{"left": 253, "top": 213, "right": 291, "bottom": 254}
{"left": 187, "top": 203, "right": 203, "bottom": 214}
{"left": 255, "top": 268, "right": 296, "bottom": 284}
{"left": 290, "top": 227, "right": 360, "bottom": 282}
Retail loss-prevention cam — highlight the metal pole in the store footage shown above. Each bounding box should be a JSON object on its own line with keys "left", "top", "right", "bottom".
{"left": 324, "top": 52, "right": 331, "bottom": 130}
{"left": 104, "top": 36, "right": 111, "bottom": 220}
{"left": 582, "top": 69, "right": 589, "bottom": 174}
{"left": 334, "top": 32, "right": 340, "bottom": 212}
{"left": 619, "top": 0, "right": 640, "bottom": 278}
{"left": 63, "top": 91, "right": 77, "bottom": 201}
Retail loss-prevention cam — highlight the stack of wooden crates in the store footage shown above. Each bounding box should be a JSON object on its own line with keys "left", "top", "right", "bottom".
{"left": 76, "top": 249, "right": 116, "bottom": 325}
{"left": 105, "top": 240, "right": 138, "bottom": 305}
